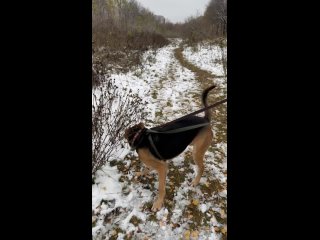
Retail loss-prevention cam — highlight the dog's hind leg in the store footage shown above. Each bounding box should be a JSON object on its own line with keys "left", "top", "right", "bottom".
{"left": 191, "top": 128, "right": 213, "bottom": 186}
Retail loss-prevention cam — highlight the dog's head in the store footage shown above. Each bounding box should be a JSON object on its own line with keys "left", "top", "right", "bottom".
{"left": 124, "top": 122, "right": 145, "bottom": 149}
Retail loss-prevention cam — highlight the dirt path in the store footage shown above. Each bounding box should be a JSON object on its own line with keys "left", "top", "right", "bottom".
{"left": 173, "top": 42, "right": 227, "bottom": 239}
{"left": 148, "top": 40, "right": 202, "bottom": 125}
{"left": 93, "top": 39, "right": 227, "bottom": 240}
{"left": 141, "top": 39, "right": 227, "bottom": 239}
{"left": 174, "top": 44, "right": 227, "bottom": 145}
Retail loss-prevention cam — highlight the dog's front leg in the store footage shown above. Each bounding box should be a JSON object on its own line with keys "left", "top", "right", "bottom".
{"left": 137, "top": 149, "right": 168, "bottom": 211}
{"left": 151, "top": 162, "right": 167, "bottom": 212}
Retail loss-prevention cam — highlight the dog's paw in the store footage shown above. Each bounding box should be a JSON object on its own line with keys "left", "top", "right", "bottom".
{"left": 135, "top": 171, "right": 144, "bottom": 177}
{"left": 151, "top": 199, "right": 163, "bottom": 212}
{"left": 135, "top": 168, "right": 150, "bottom": 178}
{"left": 191, "top": 179, "right": 200, "bottom": 187}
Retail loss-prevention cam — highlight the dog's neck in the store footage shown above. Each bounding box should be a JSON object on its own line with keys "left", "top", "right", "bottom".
{"left": 130, "top": 128, "right": 147, "bottom": 150}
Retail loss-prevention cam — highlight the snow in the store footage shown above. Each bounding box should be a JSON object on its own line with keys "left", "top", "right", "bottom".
{"left": 92, "top": 38, "right": 227, "bottom": 240}
{"left": 183, "top": 42, "right": 227, "bottom": 77}
{"left": 200, "top": 203, "right": 208, "bottom": 213}
{"left": 92, "top": 165, "right": 122, "bottom": 210}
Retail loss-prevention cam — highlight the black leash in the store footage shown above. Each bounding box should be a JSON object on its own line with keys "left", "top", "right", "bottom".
{"left": 146, "top": 122, "right": 210, "bottom": 134}
{"left": 151, "top": 98, "right": 227, "bottom": 130}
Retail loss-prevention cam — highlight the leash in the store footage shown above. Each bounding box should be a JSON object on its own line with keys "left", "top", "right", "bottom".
{"left": 130, "top": 98, "right": 227, "bottom": 156}
{"left": 151, "top": 98, "right": 227, "bottom": 130}
{"left": 145, "top": 98, "right": 226, "bottom": 159}
{"left": 146, "top": 122, "right": 210, "bottom": 134}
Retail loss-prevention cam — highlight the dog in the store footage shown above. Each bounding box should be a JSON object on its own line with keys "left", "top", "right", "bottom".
{"left": 124, "top": 85, "right": 215, "bottom": 211}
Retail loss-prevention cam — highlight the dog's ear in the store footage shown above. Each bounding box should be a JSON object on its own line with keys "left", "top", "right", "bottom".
{"left": 138, "top": 122, "right": 145, "bottom": 128}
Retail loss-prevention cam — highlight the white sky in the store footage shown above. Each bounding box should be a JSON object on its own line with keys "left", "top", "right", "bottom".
{"left": 136, "top": 0, "right": 211, "bottom": 23}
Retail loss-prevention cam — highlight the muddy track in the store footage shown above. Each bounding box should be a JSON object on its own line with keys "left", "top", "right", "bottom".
{"left": 174, "top": 43, "right": 227, "bottom": 149}
{"left": 173, "top": 43, "right": 227, "bottom": 239}
{"left": 144, "top": 40, "right": 227, "bottom": 238}
{"left": 174, "top": 46, "right": 217, "bottom": 84}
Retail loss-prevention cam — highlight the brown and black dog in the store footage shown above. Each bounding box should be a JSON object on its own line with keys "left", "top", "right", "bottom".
{"left": 124, "top": 85, "right": 215, "bottom": 211}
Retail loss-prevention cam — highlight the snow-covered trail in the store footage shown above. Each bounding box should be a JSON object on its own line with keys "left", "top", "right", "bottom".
{"left": 92, "top": 39, "right": 227, "bottom": 240}
{"left": 148, "top": 40, "right": 202, "bottom": 125}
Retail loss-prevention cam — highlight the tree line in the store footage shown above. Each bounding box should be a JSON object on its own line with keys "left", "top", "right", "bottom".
{"left": 92, "top": 0, "right": 227, "bottom": 49}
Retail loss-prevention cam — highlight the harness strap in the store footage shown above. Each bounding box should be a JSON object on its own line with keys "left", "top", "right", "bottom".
{"left": 148, "top": 134, "right": 164, "bottom": 160}
{"left": 131, "top": 129, "right": 143, "bottom": 146}
{"left": 147, "top": 122, "right": 210, "bottom": 134}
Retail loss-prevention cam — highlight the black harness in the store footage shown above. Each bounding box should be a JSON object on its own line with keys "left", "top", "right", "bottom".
{"left": 148, "top": 122, "right": 210, "bottom": 159}
{"left": 130, "top": 122, "right": 210, "bottom": 159}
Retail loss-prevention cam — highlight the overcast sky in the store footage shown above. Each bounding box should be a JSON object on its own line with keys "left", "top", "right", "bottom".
{"left": 136, "top": 0, "right": 211, "bottom": 23}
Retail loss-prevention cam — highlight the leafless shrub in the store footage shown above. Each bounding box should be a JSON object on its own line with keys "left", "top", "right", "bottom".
{"left": 92, "top": 78, "right": 148, "bottom": 177}
{"left": 216, "top": 38, "right": 227, "bottom": 76}
{"left": 92, "top": 66, "right": 104, "bottom": 88}
{"left": 126, "top": 31, "right": 170, "bottom": 50}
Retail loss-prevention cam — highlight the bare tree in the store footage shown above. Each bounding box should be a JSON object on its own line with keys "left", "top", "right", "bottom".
{"left": 204, "top": 0, "right": 227, "bottom": 37}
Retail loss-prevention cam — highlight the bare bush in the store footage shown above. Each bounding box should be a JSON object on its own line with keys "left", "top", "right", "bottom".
{"left": 169, "top": 0, "right": 227, "bottom": 44}
{"left": 220, "top": 45, "right": 227, "bottom": 77}
{"left": 92, "top": 64, "right": 104, "bottom": 88}
{"left": 92, "top": 0, "right": 170, "bottom": 50}
{"left": 216, "top": 38, "right": 227, "bottom": 76}
{"left": 92, "top": 77, "right": 147, "bottom": 177}
{"left": 126, "top": 31, "right": 170, "bottom": 50}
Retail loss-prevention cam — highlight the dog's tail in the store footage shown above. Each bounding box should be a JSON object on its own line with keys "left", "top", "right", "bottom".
{"left": 202, "top": 85, "right": 216, "bottom": 121}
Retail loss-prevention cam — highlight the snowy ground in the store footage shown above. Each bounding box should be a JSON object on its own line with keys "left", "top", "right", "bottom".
{"left": 92, "top": 39, "right": 227, "bottom": 240}
{"left": 183, "top": 42, "right": 227, "bottom": 77}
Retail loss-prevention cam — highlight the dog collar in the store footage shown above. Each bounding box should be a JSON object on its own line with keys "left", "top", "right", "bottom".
{"left": 130, "top": 128, "right": 145, "bottom": 150}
